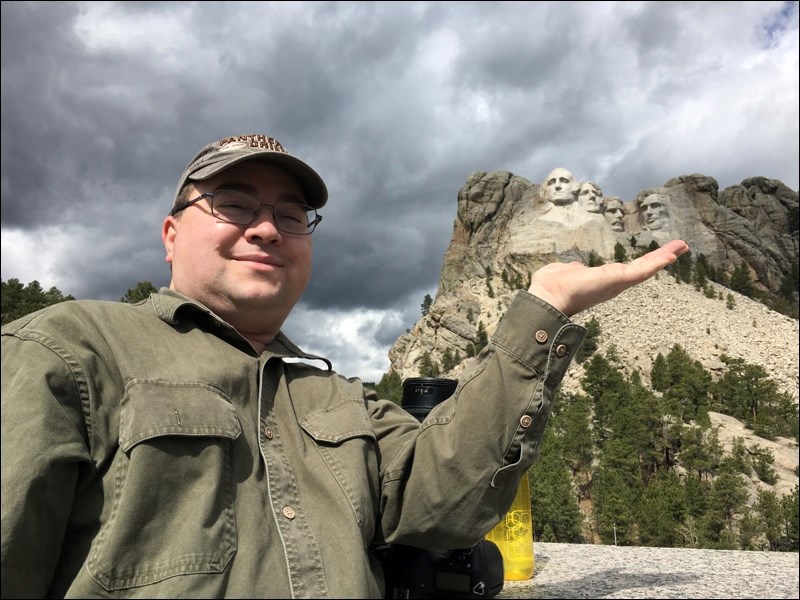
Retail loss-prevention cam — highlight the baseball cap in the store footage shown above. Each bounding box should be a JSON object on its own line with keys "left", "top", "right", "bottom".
{"left": 172, "top": 134, "right": 328, "bottom": 209}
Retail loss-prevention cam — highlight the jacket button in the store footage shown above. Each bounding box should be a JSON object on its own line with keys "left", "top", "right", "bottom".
{"left": 520, "top": 415, "right": 533, "bottom": 428}
{"left": 555, "top": 344, "right": 567, "bottom": 357}
{"left": 264, "top": 426, "right": 273, "bottom": 440}
{"left": 534, "top": 330, "right": 548, "bottom": 344}
{"left": 283, "top": 506, "right": 296, "bottom": 519}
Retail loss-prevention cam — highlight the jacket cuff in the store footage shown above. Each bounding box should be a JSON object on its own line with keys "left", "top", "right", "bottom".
{"left": 491, "top": 291, "right": 587, "bottom": 387}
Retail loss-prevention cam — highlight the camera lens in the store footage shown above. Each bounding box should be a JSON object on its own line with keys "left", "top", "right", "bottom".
{"left": 401, "top": 377, "right": 458, "bottom": 422}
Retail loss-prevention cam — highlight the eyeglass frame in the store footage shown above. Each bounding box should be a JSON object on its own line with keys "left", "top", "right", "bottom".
{"left": 170, "top": 188, "right": 323, "bottom": 235}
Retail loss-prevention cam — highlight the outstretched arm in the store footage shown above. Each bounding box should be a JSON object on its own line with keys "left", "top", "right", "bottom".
{"left": 527, "top": 239, "right": 689, "bottom": 317}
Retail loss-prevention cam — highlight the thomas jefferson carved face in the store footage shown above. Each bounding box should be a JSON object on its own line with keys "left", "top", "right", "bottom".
{"left": 544, "top": 168, "right": 578, "bottom": 206}
{"left": 578, "top": 182, "right": 604, "bottom": 213}
{"left": 604, "top": 197, "right": 625, "bottom": 231}
{"left": 639, "top": 193, "right": 670, "bottom": 230}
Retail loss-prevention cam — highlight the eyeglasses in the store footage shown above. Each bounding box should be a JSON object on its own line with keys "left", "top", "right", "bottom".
{"left": 171, "top": 189, "right": 322, "bottom": 235}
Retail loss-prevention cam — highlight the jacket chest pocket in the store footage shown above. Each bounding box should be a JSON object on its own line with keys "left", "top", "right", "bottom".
{"left": 299, "top": 399, "right": 380, "bottom": 541}
{"left": 87, "top": 380, "right": 241, "bottom": 591}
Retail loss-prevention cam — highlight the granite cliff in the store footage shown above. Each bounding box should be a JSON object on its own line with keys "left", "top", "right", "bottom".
{"left": 387, "top": 169, "right": 799, "bottom": 497}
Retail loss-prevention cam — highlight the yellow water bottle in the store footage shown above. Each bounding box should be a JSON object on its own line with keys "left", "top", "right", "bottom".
{"left": 485, "top": 470, "right": 535, "bottom": 580}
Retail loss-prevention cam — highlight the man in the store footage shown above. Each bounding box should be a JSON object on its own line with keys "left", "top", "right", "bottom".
{"left": 577, "top": 181, "right": 604, "bottom": 214}
{"left": 1, "top": 133, "right": 688, "bottom": 598}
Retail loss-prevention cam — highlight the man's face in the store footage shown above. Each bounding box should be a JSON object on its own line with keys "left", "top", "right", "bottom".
{"left": 544, "top": 168, "right": 577, "bottom": 205}
{"left": 578, "top": 183, "right": 603, "bottom": 213}
{"left": 640, "top": 194, "right": 670, "bottom": 230}
{"left": 162, "top": 161, "right": 313, "bottom": 332}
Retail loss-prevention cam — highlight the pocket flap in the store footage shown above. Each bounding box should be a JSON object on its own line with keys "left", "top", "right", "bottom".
{"left": 120, "top": 380, "right": 242, "bottom": 451}
{"left": 299, "top": 399, "right": 375, "bottom": 444}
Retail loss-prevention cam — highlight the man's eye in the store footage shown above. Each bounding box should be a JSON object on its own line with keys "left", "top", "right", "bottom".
{"left": 219, "top": 201, "right": 248, "bottom": 209}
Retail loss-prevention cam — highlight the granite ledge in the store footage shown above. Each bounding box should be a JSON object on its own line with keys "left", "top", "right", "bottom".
{"left": 495, "top": 542, "right": 799, "bottom": 599}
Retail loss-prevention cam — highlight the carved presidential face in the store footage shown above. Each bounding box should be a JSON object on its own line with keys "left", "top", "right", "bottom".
{"left": 544, "top": 168, "right": 578, "bottom": 206}
{"left": 578, "top": 182, "right": 604, "bottom": 213}
{"left": 639, "top": 193, "right": 670, "bottom": 230}
{"left": 604, "top": 197, "right": 625, "bottom": 231}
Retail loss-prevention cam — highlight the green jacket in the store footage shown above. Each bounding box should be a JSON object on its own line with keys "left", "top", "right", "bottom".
{"left": 1, "top": 288, "right": 585, "bottom": 598}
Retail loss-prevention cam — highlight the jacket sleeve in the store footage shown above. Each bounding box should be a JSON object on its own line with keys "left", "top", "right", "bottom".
{"left": 371, "top": 291, "right": 586, "bottom": 548}
{"left": 1, "top": 329, "right": 92, "bottom": 598}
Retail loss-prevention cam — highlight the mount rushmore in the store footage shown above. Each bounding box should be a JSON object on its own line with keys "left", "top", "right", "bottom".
{"left": 388, "top": 166, "right": 798, "bottom": 392}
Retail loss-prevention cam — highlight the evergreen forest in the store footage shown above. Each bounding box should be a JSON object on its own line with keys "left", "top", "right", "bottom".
{"left": 370, "top": 250, "right": 800, "bottom": 552}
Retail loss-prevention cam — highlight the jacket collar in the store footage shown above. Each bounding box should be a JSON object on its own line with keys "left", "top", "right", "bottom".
{"left": 151, "top": 287, "right": 332, "bottom": 369}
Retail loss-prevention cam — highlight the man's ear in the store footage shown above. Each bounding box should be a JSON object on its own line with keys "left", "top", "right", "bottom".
{"left": 162, "top": 215, "right": 177, "bottom": 266}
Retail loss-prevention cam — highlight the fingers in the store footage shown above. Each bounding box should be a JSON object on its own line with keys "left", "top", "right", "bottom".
{"left": 528, "top": 240, "right": 690, "bottom": 317}
{"left": 626, "top": 240, "right": 689, "bottom": 282}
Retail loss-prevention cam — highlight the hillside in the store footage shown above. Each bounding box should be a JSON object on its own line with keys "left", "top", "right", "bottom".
{"left": 386, "top": 169, "right": 799, "bottom": 510}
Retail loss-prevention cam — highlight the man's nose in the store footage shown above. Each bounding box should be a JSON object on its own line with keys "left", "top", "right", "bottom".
{"left": 247, "top": 206, "right": 283, "bottom": 238}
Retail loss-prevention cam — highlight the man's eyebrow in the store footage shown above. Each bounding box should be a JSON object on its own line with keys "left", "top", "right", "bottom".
{"left": 215, "top": 181, "right": 258, "bottom": 194}
{"left": 215, "top": 181, "right": 305, "bottom": 203}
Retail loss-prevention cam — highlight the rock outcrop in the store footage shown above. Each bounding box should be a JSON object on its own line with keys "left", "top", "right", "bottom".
{"left": 391, "top": 170, "right": 798, "bottom": 382}
{"left": 387, "top": 169, "right": 799, "bottom": 497}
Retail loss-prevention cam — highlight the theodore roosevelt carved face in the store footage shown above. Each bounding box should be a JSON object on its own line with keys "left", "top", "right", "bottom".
{"left": 604, "top": 197, "right": 626, "bottom": 231}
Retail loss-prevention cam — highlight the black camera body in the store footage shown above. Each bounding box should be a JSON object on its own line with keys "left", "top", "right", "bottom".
{"left": 375, "top": 378, "right": 504, "bottom": 599}
{"left": 377, "top": 540, "right": 504, "bottom": 599}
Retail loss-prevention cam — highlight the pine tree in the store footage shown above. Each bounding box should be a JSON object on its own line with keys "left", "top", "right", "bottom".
{"left": 374, "top": 370, "right": 403, "bottom": 405}
{"left": 737, "top": 506, "right": 763, "bottom": 550}
{"left": 1, "top": 278, "right": 75, "bottom": 324}
{"left": 729, "top": 262, "right": 754, "bottom": 297}
{"left": 441, "top": 348, "right": 456, "bottom": 372}
{"left": 474, "top": 321, "right": 488, "bottom": 355}
{"left": 554, "top": 392, "right": 594, "bottom": 483}
{"left": 779, "top": 486, "right": 799, "bottom": 551}
{"left": 575, "top": 316, "right": 601, "bottom": 363}
{"left": 613, "top": 242, "right": 628, "bottom": 263}
{"left": 420, "top": 293, "right": 433, "bottom": 316}
{"left": 121, "top": 281, "right": 158, "bottom": 303}
{"left": 581, "top": 354, "right": 628, "bottom": 443}
{"left": 587, "top": 251, "right": 605, "bottom": 267}
{"left": 678, "top": 425, "right": 723, "bottom": 482}
{"left": 636, "top": 469, "right": 687, "bottom": 547}
{"left": 592, "top": 463, "right": 637, "bottom": 545}
{"left": 419, "top": 351, "right": 440, "bottom": 377}
{"left": 651, "top": 353, "right": 669, "bottom": 392}
{"left": 713, "top": 355, "right": 790, "bottom": 436}
{"left": 530, "top": 428, "right": 585, "bottom": 543}
{"left": 701, "top": 468, "right": 748, "bottom": 549}
{"left": 662, "top": 344, "right": 712, "bottom": 424}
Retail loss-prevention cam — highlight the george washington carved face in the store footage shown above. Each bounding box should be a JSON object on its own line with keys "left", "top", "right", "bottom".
{"left": 543, "top": 168, "right": 578, "bottom": 206}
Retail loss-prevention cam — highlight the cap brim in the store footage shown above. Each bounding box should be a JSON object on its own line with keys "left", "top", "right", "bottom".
{"left": 180, "top": 151, "right": 328, "bottom": 209}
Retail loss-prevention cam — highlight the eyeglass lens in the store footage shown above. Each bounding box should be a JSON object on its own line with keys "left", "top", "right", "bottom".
{"left": 212, "top": 190, "right": 317, "bottom": 234}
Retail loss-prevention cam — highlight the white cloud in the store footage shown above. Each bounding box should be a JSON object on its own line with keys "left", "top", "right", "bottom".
{"left": 283, "top": 304, "right": 408, "bottom": 383}
{"left": 1, "top": 227, "right": 76, "bottom": 293}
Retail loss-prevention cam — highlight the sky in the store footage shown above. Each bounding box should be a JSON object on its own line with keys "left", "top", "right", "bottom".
{"left": 2, "top": 1, "right": 798, "bottom": 383}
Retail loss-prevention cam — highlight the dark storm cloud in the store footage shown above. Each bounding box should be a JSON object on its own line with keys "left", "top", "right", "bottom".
{"left": 2, "top": 1, "right": 798, "bottom": 381}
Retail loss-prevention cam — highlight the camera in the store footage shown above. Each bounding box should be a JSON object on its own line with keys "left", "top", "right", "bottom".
{"left": 374, "top": 378, "right": 504, "bottom": 599}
